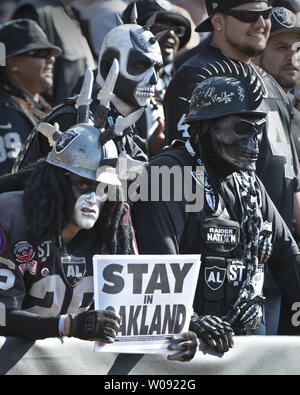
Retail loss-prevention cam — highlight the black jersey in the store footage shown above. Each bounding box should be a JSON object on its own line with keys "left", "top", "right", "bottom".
{"left": 0, "top": 96, "right": 39, "bottom": 175}
{"left": 133, "top": 143, "right": 300, "bottom": 325}
{"left": 163, "top": 40, "right": 300, "bottom": 230}
{"left": 0, "top": 191, "right": 100, "bottom": 339}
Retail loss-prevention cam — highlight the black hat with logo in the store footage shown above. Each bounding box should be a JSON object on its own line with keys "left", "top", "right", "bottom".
{"left": 269, "top": 7, "right": 300, "bottom": 37}
{"left": 196, "top": 0, "right": 271, "bottom": 32}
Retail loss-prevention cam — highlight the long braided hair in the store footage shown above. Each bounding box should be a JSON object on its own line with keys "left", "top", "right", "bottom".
{"left": 0, "top": 160, "right": 135, "bottom": 254}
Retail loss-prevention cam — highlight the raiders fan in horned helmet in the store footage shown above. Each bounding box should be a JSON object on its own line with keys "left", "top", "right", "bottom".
{"left": 0, "top": 92, "right": 136, "bottom": 342}
{"left": 0, "top": 81, "right": 197, "bottom": 361}
{"left": 12, "top": 4, "right": 163, "bottom": 173}
{"left": 133, "top": 60, "right": 300, "bottom": 355}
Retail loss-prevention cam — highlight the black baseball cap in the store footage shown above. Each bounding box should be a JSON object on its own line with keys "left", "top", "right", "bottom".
{"left": 196, "top": 0, "right": 271, "bottom": 32}
{"left": 269, "top": 7, "right": 300, "bottom": 37}
{"left": 271, "top": 0, "right": 300, "bottom": 13}
{"left": 122, "top": 0, "right": 191, "bottom": 48}
{"left": 0, "top": 19, "right": 62, "bottom": 59}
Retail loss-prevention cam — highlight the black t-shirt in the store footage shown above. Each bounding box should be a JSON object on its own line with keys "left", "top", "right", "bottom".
{"left": 163, "top": 40, "right": 300, "bottom": 230}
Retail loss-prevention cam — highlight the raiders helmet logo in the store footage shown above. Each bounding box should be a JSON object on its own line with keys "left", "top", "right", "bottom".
{"left": 205, "top": 266, "right": 226, "bottom": 291}
{"left": 55, "top": 129, "right": 80, "bottom": 154}
{"left": 272, "top": 7, "right": 296, "bottom": 28}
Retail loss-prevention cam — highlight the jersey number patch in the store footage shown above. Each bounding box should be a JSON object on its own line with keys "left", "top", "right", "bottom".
{"left": 266, "top": 111, "right": 294, "bottom": 179}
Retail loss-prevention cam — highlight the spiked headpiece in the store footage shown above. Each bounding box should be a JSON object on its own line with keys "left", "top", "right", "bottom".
{"left": 184, "top": 60, "right": 267, "bottom": 124}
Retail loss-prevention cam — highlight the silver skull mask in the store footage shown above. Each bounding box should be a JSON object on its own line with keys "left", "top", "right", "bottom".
{"left": 210, "top": 114, "right": 266, "bottom": 171}
{"left": 97, "top": 23, "right": 163, "bottom": 109}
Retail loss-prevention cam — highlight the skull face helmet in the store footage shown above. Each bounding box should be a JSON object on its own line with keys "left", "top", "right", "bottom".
{"left": 210, "top": 115, "right": 266, "bottom": 171}
{"left": 97, "top": 23, "right": 163, "bottom": 109}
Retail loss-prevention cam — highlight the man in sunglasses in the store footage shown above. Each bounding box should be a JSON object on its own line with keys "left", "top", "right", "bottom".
{"left": 163, "top": 0, "right": 300, "bottom": 336}
{"left": 253, "top": 6, "right": 300, "bottom": 335}
{"left": 133, "top": 61, "right": 300, "bottom": 353}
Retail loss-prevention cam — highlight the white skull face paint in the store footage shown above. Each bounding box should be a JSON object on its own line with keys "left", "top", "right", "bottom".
{"left": 72, "top": 191, "right": 102, "bottom": 230}
{"left": 210, "top": 114, "right": 266, "bottom": 171}
{"left": 97, "top": 23, "right": 163, "bottom": 108}
{"left": 69, "top": 174, "right": 103, "bottom": 230}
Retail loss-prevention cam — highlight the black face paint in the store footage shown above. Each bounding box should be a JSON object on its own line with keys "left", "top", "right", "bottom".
{"left": 69, "top": 174, "right": 99, "bottom": 200}
{"left": 127, "top": 49, "right": 161, "bottom": 76}
{"left": 114, "top": 73, "right": 141, "bottom": 108}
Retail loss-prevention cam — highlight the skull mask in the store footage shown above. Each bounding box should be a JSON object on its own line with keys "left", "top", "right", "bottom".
{"left": 210, "top": 114, "right": 266, "bottom": 171}
{"left": 97, "top": 23, "right": 163, "bottom": 109}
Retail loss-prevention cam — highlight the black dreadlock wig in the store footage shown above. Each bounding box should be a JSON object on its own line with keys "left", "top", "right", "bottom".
{"left": 0, "top": 161, "right": 135, "bottom": 254}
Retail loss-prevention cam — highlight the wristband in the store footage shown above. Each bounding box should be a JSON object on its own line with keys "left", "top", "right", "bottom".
{"left": 58, "top": 315, "right": 68, "bottom": 337}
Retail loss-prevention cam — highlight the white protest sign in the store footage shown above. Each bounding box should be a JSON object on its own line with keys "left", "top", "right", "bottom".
{"left": 93, "top": 254, "right": 201, "bottom": 354}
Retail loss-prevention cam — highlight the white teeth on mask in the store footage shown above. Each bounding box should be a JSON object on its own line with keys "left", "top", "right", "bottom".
{"left": 136, "top": 87, "right": 154, "bottom": 98}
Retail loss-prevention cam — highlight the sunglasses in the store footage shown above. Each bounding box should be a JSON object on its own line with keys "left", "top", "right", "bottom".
{"left": 234, "top": 118, "right": 266, "bottom": 135}
{"left": 152, "top": 23, "right": 186, "bottom": 38}
{"left": 24, "top": 49, "right": 53, "bottom": 58}
{"left": 222, "top": 8, "right": 272, "bottom": 23}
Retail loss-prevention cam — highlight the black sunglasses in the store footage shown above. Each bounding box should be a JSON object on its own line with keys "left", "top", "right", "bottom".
{"left": 222, "top": 8, "right": 272, "bottom": 23}
{"left": 152, "top": 23, "right": 186, "bottom": 38}
{"left": 24, "top": 49, "right": 53, "bottom": 58}
{"left": 234, "top": 118, "right": 266, "bottom": 135}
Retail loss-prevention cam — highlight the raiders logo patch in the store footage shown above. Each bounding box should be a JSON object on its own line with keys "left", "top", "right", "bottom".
{"left": 14, "top": 241, "right": 35, "bottom": 263}
{"left": 272, "top": 7, "right": 296, "bottom": 28}
{"left": 204, "top": 226, "right": 239, "bottom": 245}
{"left": 205, "top": 266, "right": 226, "bottom": 291}
{"left": 61, "top": 256, "right": 86, "bottom": 287}
{"left": 55, "top": 129, "right": 80, "bottom": 154}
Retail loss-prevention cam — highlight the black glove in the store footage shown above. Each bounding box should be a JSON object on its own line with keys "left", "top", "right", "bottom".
{"left": 68, "top": 310, "right": 120, "bottom": 342}
{"left": 167, "top": 331, "right": 198, "bottom": 362}
{"left": 189, "top": 314, "right": 234, "bottom": 353}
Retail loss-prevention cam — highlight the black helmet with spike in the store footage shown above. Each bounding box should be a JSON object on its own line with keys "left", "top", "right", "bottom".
{"left": 184, "top": 60, "right": 266, "bottom": 124}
